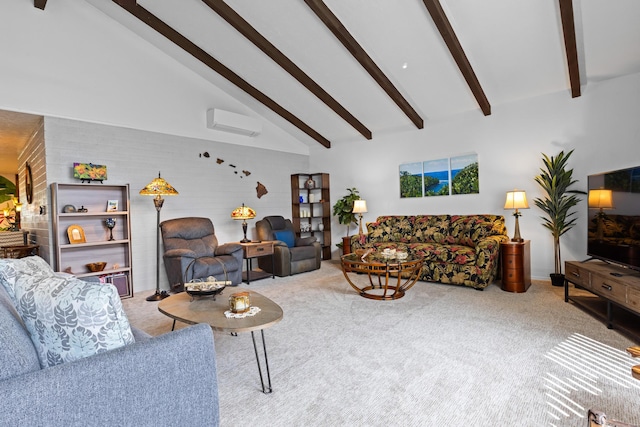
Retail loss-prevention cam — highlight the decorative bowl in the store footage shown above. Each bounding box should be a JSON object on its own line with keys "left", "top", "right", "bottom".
{"left": 86, "top": 262, "right": 107, "bottom": 272}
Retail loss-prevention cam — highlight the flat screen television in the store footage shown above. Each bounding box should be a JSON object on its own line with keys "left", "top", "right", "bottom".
{"left": 587, "top": 165, "right": 640, "bottom": 271}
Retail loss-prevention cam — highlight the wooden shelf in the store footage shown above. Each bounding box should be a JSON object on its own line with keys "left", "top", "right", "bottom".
{"left": 291, "top": 173, "right": 331, "bottom": 260}
{"left": 51, "top": 183, "right": 133, "bottom": 298}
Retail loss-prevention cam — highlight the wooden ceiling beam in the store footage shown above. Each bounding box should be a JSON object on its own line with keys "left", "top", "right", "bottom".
{"left": 112, "top": 1, "right": 330, "bottom": 148}
{"left": 201, "top": 0, "right": 371, "bottom": 140}
{"left": 304, "top": 0, "right": 424, "bottom": 130}
{"left": 558, "top": 0, "right": 581, "bottom": 98}
{"left": 114, "top": 0, "right": 137, "bottom": 6}
{"left": 34, "top": 0, "right": 47, "bottom": 10}
{"left": 421, "top": 0, "right": 491, "bottom": 116}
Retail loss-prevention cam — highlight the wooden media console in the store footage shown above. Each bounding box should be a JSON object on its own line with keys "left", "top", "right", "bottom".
{"left": 565, "top": 260, "right": 640, "bottom": 343}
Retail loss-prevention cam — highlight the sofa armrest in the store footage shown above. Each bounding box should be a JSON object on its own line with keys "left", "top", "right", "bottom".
{"left": 473, "top": 235, "right": 510, "bottom": 286}
{"left": 0, "top": 323, "right": 219, "bottom": 427}
{"left": 215, "top": 242, "right": 242, "bottom": 256}
{"left": 350, "top": 234, "right": 369, "bottom": 251}
{"left": 131, "top": 325, "right": 152, "bottom": 341}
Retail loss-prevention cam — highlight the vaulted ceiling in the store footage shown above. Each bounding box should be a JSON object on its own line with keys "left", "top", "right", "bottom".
{"left": 25, "top": 0, "right": 640, "bottom": 149}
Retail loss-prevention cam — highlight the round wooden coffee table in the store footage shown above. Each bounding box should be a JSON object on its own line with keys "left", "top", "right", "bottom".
{"left": 158, "top": 288, "right": 283, "bottom": 393}
{"left": 340, "top": 252, "right": 424, "bottom": 300}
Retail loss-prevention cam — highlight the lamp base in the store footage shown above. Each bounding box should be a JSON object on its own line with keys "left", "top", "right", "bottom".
{"left": 240, "top": 238, "right": 251, "bottom": 243}
{"left": 511, "top": 237, "right": 524, "bottom": 243}
{"left": 146, "top": 290, "right": 170, "bottom": 301}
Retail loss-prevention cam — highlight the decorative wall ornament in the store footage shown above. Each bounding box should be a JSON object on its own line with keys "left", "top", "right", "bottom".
{"left": 199, "top": 152, "right": 266, "bottom": 198}
{"left": 256, "top": 182, "right": 268, "bottom": 198}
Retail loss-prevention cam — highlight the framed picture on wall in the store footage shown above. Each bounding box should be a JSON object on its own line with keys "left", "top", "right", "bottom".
{"left": 399, "top": 162, "right": 423, "bottom": 198}
{"left": 450, "top": 153, "right": 479, "bottom": 195}
{"left": 423, "top": 158, "right": 450, "bottom": 197}
{"left": 73, "top": 163, "right": 107, "bottom": 183}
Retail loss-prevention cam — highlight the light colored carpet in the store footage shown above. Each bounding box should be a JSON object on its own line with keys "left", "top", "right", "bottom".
{"left": 123, "top": 261, "right": 640, "bottom": 426}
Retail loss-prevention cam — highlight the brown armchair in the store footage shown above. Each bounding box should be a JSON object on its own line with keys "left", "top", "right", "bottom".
{"left": 255, "top": 216, "right": 321, "bottom": 276}
{"left": 160, "top": 217, "right": 243, "bottom": 291}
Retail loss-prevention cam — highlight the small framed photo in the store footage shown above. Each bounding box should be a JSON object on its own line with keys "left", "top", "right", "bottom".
{"left": 107, "top": 200, "right": 118, "bottom": 212}
{"left": 67, "top": 224, "right": 86, "bottom": 244}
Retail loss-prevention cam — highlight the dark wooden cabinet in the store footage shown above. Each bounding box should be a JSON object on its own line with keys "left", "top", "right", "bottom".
{"left": 500, "top": 240, "right": 531, "bottom": 293}
{"left": 291, "top": 173, "right": 331, "bottom": 260}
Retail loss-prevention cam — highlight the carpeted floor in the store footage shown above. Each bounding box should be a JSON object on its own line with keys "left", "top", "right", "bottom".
{"left": 122, "top": 261, "right": 640, "bottom": 427}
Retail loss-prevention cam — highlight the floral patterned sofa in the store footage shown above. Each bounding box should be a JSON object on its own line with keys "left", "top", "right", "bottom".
{"left": 350, "top": 214, "right": 509, "bottom": 290}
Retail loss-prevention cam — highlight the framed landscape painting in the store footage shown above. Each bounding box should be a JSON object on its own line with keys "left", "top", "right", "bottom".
{"left": 450, "top": 153, "right": 479, "bottom": 195}
{"left": 399, "top": 152, "right": 479, "bottom": 199}
{"left": 399, "top": 162, "right": 423, "bottom": 198}
{"left": 423, "top": 158, "right": 450, "bottom": 197}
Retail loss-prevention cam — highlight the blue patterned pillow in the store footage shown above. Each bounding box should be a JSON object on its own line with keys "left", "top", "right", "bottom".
{"left": 11, "top": 273, "right": 135, "bottom": 368}
{"left": 273, "top": 230, "right": 295, "bottom": 248}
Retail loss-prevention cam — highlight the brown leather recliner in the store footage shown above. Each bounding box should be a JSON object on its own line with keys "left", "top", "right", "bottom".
{"left": 255, "top": 216, "right": 321, "bottom": 277}
{"left": 160, "top": 217, "right": 243, "bottom": 291}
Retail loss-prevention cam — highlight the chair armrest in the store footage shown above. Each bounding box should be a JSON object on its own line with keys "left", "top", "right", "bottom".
{"left": 295, "top": 236, "right": 317, "bottom": 247}
{"left": 164, "top": 248, "right": 198, "bottom": 259}
{"left": 0, "top": 323, "right": 219, "bottom": 426}
{"left": 273, "top": 240, "right": 289, "bottom": 248}
{"left": 215, "top": 242, "right": 242, "bottom": 256}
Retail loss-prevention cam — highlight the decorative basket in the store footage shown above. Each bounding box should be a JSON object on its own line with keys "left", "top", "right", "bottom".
{"left": 183, "top": 257, "right": 230, "bottom": 297}
{"left": 185, "top": 276, "right": 230, "bottom": 297}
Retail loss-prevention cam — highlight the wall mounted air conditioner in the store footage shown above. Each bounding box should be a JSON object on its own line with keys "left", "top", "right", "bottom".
{"left": 206, "top": 109, "right": 262, "bottom": 137}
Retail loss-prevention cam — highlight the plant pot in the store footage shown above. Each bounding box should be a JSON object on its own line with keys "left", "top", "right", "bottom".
{"left": 550, "top": 273, "right": 565, "bottom": 287}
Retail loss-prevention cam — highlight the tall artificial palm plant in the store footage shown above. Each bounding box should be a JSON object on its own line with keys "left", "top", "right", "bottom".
{"left": 533, "top": 150, "right": 586, "bottom": 284}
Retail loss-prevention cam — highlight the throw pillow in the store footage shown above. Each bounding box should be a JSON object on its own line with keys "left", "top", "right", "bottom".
{"left": 11, "top": 273, "right": 135, "bottom": 368}
{"left": 0, "top": 256, "right": 57, "bottom": 306}
{"left": 273, "top": 230, "right": 295, "bottom": 248}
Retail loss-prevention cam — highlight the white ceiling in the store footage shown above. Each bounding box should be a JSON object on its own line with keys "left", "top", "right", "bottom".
{"left": 2, "top": 0, "right": 640, "bottom": 154}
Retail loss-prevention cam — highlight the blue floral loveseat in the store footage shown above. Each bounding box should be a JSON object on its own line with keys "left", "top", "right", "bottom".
{"left": 350, "top": 214, "right": 509, "bottom": 290}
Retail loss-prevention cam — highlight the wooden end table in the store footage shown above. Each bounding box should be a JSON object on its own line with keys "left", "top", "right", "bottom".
{"left": 239, "top": 241, "right": 275, "bottom": 284}
{"left": 158, "top": 289, "right": 283, "bottom": 393}
{"left": 500, "top": 240, "right": 531, "bottom": 293}
{"left": 0, "top": 244, "right": 39, "bottom": 259}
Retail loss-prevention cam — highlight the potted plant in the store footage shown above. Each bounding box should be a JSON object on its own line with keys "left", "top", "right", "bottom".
{"left": 332, "top": 188, "right": 360, "bottom": 253}
{"left": 533, "top": 149, "right": 586, "bottom": 286}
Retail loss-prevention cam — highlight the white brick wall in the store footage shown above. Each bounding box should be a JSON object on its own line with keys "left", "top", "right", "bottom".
{"left": 41, "top": 117, "right": 310, "bottom": 293}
